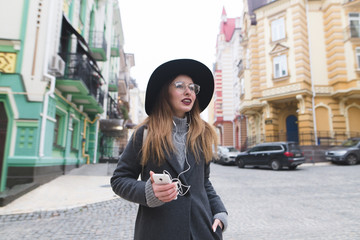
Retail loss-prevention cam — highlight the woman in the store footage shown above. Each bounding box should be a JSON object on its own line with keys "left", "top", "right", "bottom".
{"left": 111, "top": 59, "right": 228, "bottom": 240}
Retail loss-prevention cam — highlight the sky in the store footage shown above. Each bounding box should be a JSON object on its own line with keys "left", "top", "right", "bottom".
{"left": 118, "top": 0, "right": 243, "bottom": 91}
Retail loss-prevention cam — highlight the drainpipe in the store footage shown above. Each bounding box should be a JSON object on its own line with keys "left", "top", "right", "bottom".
{"left": 220, "top": 125, "right": 224, "bottom": 146}
{"left": 39, "top": 76, "right": 55, "bottom": 157}
{"left": 232, "top": 120, "right": 236, "bottom": 147}
{"left": 93, "top": 118, "right": 100, "bottom": 164}
{"left": 82, "top": 115, "right": 100, "bottom": 164}
{"left": 306, "top": 0, "right": 318, "bottom": 145}
{"left": 39, "top": 0, "right": 56, "bottom": 157}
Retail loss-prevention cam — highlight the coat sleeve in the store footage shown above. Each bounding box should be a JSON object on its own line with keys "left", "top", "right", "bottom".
{"left": 110, "top": 127, "right": 148, "bottom": 206}
{"left": 204, "top": 162, "right": 228, "bottom": 216}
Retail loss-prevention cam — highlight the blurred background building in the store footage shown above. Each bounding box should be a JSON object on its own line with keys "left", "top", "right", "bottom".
{"left": 213, "top": 8, "right": 245, "bottom": 149}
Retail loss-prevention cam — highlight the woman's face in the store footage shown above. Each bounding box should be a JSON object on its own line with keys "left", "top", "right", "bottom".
{"left": 168, "top": 75, "right": 198, "bottom": 118}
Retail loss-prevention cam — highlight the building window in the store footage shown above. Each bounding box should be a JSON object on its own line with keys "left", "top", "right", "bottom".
{"left": 53, "top": 114, "right": 63, "bottom": 148}
{"left": 356, "top": 47, "right": 360, "bottom": 70}
{"left": 349, "top": 13, "right": 360, "bottom": 38}
{"left": 71, "top": 119, "right": 79, "bottom": 150}
{"left": 271, "top": 18, "right": 285, "bottom": 42}
{"left": 53, "top": 110, "right": 67, "bottom": 149}
{"left": 273, "top": 55, "right": 288, "bottom": 78}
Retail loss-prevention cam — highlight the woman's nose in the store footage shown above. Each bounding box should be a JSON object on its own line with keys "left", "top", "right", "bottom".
{"left": 183, "top": 85, "right": 192, "bottom": 95}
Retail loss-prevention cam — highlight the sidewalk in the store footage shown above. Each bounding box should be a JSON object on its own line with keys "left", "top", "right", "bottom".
{"left": 0, "top": 163, "right": 118, "bottom": 215}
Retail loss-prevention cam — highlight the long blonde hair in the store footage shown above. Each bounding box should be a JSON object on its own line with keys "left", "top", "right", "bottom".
{"left": 134, "top": 80, "right": 218, "bottom": 166}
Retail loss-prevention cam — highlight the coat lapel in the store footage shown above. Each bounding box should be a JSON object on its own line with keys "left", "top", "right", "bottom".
{"left": 165, "top": 152, "right": 183, "bottom": 178}
{"left": 165, "top": 150, "right": 198, "bottom": 186}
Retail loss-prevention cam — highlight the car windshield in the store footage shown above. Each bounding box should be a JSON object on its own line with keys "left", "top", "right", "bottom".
{"left": 341, "top": 139, "right": 360, "bottom": 147}
{"left": 227, "top": 147, "right": 238, "bottom": 152}
{"left": 219, "top": 147, "right": 238, "bottom": 153}
{"left": 218, "top": 147, "right": 229, "bottom": 153}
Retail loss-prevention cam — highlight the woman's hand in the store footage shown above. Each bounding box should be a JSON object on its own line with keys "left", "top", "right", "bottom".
{"left": 212, "top": 219, "right": 223, "bottom": 232}
{"left": 150, "top": 171, "right": 178, "bottom": 202}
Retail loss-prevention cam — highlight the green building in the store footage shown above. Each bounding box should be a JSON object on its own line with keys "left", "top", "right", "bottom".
{"left": 0, "top": 0, "right": 133, "bottom": 206}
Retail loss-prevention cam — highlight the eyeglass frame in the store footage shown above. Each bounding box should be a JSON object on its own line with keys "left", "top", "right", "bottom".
{"left": 171, "top": 81, "right": 201, "bottom": 95}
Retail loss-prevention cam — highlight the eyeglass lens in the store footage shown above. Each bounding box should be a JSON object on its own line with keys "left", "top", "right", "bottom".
{"left": 173, "top": 81, "right": 200, "bottom": 95}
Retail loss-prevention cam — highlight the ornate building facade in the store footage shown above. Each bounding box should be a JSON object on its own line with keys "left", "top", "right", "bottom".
{"left": 239, "top": 0, "right": 360, "bottom": 147}
{"left": 0, "top": 0, "right": 133, "bottom": 205}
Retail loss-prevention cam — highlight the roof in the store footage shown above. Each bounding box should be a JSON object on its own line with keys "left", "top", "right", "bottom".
{"left": 220, "top": 8, "right": 237, "bottom": 42}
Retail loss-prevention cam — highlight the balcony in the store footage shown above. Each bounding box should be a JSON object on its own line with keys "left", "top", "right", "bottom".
{"left": 344, "top": 25, "right": 360, "bottom": 42}
{"left": 99, "top": 94, "right": 122, "bottom": 136}
{"left": 108, "top": 73, "right": 118, "bottom": 92}
{"left": 343, "top": 0, "right": 360, "bottom": 7}
{"left": 55, "top": 53, "right": 104, "bottom": 114}
{"left": 111, "top": 36, "right": 120, "bottom": 57}
{"left": 100, "top": 119, "right": 125, "bottom": 137}
{"left": 237, "top": 60, "right": 244, "bottom": 76}
{"left": 238, "top": 99, "right": 263, "bottom": 114}
{"left": 107, "top": 94, "right": 120, "bottom": 119}
{"left": 89, "top": 31, "right": 107, "bottom": 61}
{"left": 118, "top": 75, "right": 128, "bottom": 96}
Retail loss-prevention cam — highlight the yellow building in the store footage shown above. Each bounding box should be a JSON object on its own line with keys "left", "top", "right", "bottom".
{"left": 239, "top": 0, "right": 360, "bottom": 147}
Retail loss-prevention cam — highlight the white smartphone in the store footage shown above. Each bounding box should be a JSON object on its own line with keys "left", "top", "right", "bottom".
{"left": 152, "top": 173, "right": 172, "bottom": 185}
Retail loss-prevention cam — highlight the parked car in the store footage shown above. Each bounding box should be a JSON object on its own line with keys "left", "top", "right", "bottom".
{"left": 214, "top": 146, "right": 240, "bottom": 165}
{"left": 325, "top": 138, "right": 360, "bottom": 165}
{"left": 235, "top": 142, "right": 305, "bottom": 170}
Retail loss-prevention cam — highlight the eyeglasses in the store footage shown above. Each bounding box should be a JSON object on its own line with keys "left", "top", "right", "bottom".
{"left": 172, "top": 81, "right": 200, "bottom": 95}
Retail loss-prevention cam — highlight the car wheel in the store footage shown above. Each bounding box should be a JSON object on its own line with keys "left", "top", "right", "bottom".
{"left": 289, "top": 165, "right": 297, "bottom": 170}
{"left": 270, "top": 160, "right": 282, "bottom": 171}
{"left": 236, "top": 158, "right": 245, "bottom": 168}
{"left": 345, "top": 154, "right": 358, "bottom": 165}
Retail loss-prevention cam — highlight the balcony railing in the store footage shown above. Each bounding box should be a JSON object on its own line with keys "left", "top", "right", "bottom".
{"left": 90, "top": 31, "right": 107, "bottom": 49}
{"left": 98, "top": 88, "right": 104, "bottom": 108}
{"left": 111, "top": 36, "right": 120, "bottom": 57}
{"left": 108, "top": 73, "right": 118, "bottom": 92}
{"left": 344, "top": 25, "right": 360, "bottom": 41}
{"left": 61, "top": 52, "right": 102, "bottom": 101}
{"left": 109, "top": 73, "right": 118, "bottom": 85}
{"left": 89, "top": 31, "right": 107, "bottom": 60}
{"left": 107, "top": 94, "right": 120, "bottom": 119}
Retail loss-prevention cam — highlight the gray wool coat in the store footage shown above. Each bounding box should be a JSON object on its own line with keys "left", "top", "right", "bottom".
{"left": 111, "top": 126, "right": 227, "bottom": 240}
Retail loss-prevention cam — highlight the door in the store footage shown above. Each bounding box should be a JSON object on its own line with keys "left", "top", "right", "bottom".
{"left": 248, "top": 146, "right": 266, "bottom": 165}
{"left": 286, "top": 115, "right": 298, "bottom": 142}
{"left": 0, "top": 102, "right": 8, "bottom": 185}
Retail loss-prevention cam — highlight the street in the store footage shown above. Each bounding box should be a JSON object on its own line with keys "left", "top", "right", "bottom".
{"left": 213, "top": 163, "right": 360, "bottom": 240}
{"left": 1, "top": 163, "right": 360, "bottom": 239}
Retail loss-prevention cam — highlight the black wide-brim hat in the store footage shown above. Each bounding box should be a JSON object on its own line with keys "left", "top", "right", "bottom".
{"left": 145, "top": 59, "right": 214, "bottom": 115}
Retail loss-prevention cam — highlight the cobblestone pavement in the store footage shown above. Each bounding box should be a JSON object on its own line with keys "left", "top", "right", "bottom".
{"left": 214, "top": 163, "right": 360, "bottom": 240}
{"left": 1, "top": 163, "right": 360, "bottom": 239}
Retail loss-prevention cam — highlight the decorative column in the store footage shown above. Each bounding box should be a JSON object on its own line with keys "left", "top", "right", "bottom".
{"left": 296, "top": 95, "right": 314, "bottom": 145}
{"left": 262, "top": 101, "right": 279, "bottom": 142}
{"left": 332, "top": 98, "right": 347, "bottom": 133}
